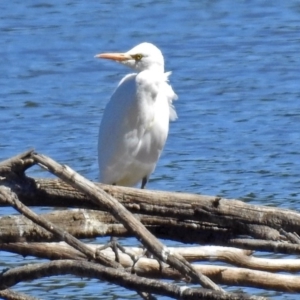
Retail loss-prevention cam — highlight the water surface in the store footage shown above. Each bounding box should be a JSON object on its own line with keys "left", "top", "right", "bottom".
{"left": 1, "top": 1, "right": 300, "bottom": 299}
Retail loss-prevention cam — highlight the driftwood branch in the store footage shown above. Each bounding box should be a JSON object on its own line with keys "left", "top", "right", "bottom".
{"left": 1, "top": 150, "right": 300, "bottom": 299}
{"left": 0, "top": 289, "right": 38, "bottom": 300}
{"left": 0, "top": 208, "right": 228, "bottom": 243}
{"left": 0, "top": 186, "right": 119, "bottom": 269}
{"left": 4, "top": 241, "right": 300, "bottom": 273}
{"left": 3, "top": 241, "right": 300, "bottom": 292}
{"left": 0, "top": 149, "right": 35, "bottom": 176}
{"left": 2, "top": 154, "right": 300, "bottom": 254}
{"left": 2, "top": 208, "right": 300, "bottom": 256}
{"left": 0, "top": 151, "right": 227, "bottom": 299}
{"left": 2, "top": 161, "right": 300, "bottom": 242}
{"left": 31, "top": 152, "right": 221, "bottom": 292}
{"left": 0, "top": 260, "right": 266, "bottom": 300}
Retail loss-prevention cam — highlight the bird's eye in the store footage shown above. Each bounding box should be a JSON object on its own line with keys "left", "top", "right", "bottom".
{"left": 133, "top": 54, "right": 143, "bottom": 61}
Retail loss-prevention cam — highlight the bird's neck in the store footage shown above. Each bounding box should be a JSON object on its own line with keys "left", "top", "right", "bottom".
{"left": 141, "top": 65, "right": 164, "bottom": 73}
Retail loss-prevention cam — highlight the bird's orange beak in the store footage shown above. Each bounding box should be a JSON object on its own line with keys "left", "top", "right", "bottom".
{"left": 94, "top": 53, "right": 129, "bottom": 62}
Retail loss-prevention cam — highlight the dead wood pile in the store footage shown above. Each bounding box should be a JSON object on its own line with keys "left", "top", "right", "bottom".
{"left": 1, "top": 150, "right": 300, "bottom": 299}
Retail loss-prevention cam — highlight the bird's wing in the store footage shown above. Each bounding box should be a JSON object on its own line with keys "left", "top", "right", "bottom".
{"left": 125, "top": 70, "right": 177, "bottom": 173}
{"left": 98, "top": 72, "right": 138, "bottom": 154}
{"left": 98, "top": 73, "right": 154, "bottom": 184}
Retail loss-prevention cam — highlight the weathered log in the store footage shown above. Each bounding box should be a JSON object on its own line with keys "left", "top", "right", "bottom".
{"left": 2, "top": 242, "right": 300, "bottom": 293}
{"left": 0, "top": 260, "right": 266, "bottom": 300}
{"left": 0, "top": 208, "right": 228, "bottom": 243}
{"left": 0, "top": 209, "right": 123, "bottom": 242}
{"left": 4, "top": 242, "right": 300, "bottom": 273}
{"left": 2, "top": 208, "right": 300, "bottom": 256}
{"left": 1, "top": 150, "right": 299, "bottom": 298}
{"left": 2, "top": 153, "right": 300, "bottom": 242}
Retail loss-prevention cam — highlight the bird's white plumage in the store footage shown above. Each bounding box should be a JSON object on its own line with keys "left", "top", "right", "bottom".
{"left": 96, "top": 42, "right": 177, "bottom": 187}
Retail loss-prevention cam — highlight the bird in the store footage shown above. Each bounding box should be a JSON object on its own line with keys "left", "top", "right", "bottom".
{"left": 95, "top": 42, "right": 177, "bottom": 189}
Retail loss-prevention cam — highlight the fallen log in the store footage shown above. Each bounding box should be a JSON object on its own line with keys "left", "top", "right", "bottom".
{"left": 2, "top": 153, "right": 300, "bottom": 241}
{"left": 1, "top": 208, "right": 300, "bottom": 255}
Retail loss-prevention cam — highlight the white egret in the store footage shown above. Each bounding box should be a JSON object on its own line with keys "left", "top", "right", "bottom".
{"left": 95, "top": 42, "right": 177, "bottom": 189}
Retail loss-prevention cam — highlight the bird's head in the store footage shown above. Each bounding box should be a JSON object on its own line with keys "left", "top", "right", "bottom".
{"left": 95, "top": 42, "right": 164, "bottom": 73}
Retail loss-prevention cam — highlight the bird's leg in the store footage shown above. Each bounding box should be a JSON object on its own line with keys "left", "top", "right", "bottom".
{"left": 131, "top": 246, "right": 164, "bottom": 275}
{"left": 141, "top": 176, "right": 148, "bottom": 189}
{"left": 110, "top": 237, "right": 120, "bottom": 262}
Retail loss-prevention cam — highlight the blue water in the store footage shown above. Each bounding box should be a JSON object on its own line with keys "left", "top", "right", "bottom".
{"left": 1, "top": 1, "right": 300, "bottom": 299}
